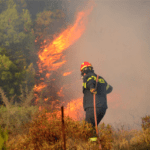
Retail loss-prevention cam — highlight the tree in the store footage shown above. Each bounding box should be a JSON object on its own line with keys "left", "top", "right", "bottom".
{"left": 0, "top": 0, "right": 35, "bottom": 66}
{"left": 0, "top": 0, "right": 32, "bottom": 45}
{"left": 0, "top": 46, "right": 35, "bottom": 104}
{"left": 34, "top": 9, "right": 66, "bottom": 48}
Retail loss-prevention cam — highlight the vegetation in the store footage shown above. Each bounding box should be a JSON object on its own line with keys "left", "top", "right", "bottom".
{"left": 2, "top": 105, "right": 114, "bottom": 150}
{"left": 112, "top": 115, "right": 150, "bottom": 150}
{"left": 0, "top": 0, "right": 149, "bottom": 149}
{"left": 0, "top": 88, "right": 149, "bottom": 150}
{"left": 0, "top": 125, "right": 8, "bottom": 150}
{"left": 0, "top": 46, "right": 35, "bottom": 104}
{"left": 0, "top": 0, "right": 65, "bottom": 105}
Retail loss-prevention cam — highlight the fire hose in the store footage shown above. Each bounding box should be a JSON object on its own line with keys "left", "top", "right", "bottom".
{"left": 93, "top": 75, "right": 102, "bottom": 150}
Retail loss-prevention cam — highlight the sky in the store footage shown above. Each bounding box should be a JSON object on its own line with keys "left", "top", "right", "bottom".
{"left": 60, "top": 0, "right": 150, "bottom": 130}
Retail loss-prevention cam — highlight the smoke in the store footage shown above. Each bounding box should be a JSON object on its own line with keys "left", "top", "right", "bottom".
{"left": 62, "top": 0, "right": 150, "bottom": 130}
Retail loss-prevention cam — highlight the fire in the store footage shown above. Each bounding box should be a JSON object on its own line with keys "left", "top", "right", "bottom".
{"left": 34, "top": 82, "right": 47, "bottom": 92}
{"left": 44, "top": 98, "right": 48, "bottom": 101}
{"left": 37, "top": 5, "right": 93, "bottom": 76}
{"left": 45, "top": 97, "right": 84, "bottom": 121}
{"left": 46, "top": 73, "right": 51, "bottom": 78}
{"left": 34, "top": 3, "right": 94, "bottom": 121}
{"left": 63, "top": 71, "right": 72, "bottom": 76}
{"left": 65, "top": 97, "right": 84, "bottom": 120}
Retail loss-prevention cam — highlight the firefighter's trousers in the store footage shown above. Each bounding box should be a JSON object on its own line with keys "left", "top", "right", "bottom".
{"left": 85, "top": 107, "right": 106, "bottom": 136}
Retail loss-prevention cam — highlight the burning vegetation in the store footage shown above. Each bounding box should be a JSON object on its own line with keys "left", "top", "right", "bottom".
{"left": 34, "top": 5, "right": 94, "bottom": 120}
{"left": 0, "top": 1, "right": 150, "bottom": 149}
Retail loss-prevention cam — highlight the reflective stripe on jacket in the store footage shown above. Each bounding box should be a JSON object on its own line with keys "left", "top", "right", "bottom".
{"left": 82, "top": 72, "right": 113, "bottom": 111}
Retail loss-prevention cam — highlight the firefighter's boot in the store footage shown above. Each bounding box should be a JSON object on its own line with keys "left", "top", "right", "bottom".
{"left": 89, "top": 136, "right": 97, "bottom": 142}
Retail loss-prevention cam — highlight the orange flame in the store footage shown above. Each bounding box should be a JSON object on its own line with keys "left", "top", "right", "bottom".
{"left": 65, "top": 97, "right": 84, "bottom": 120}
{"left": 63, "top": 71, "right": 72, "bottom": 76}
{"left": 37, "top": 5, "right": 94, "bottom": 76}
{"left": 34, "top": 82, "right": 47, "bottom": 92}
{"left": 44, "top": 98, "right": 48, "bottom": 101}
{"left": 46, "top": 73, "right": 51, "bottom": 78}
{"left": 44, "top": 97, "right": 84, "bottom": 121}
{"left": 34, "top": 3, "right": 94, "bottom": 119}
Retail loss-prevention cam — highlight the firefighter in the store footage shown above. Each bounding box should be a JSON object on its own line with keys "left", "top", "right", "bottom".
{"left": 80, "top": 61, "right": 113, "bottom": 142}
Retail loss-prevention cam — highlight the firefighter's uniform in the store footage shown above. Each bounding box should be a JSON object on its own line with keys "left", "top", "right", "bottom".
{"left": 80, "top": 61, "right": 113, "bottom": 140}
{"left": 83, "top": 71, "right": 112, "bottom": 110}
{"left": 83, "top": 71, "right": 113, "bottom": 127}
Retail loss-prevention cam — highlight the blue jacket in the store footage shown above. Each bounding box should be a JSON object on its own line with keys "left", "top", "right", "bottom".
{"left": 82, "top": 71, "right": 113, "bottom": 111}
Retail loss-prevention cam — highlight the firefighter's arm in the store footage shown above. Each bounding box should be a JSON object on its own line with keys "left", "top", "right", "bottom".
{"left": 106, "top": 84, "right": 113, "bottom": 94}
{"left": 86, "top": 78, "right": 97, "bottom": 94}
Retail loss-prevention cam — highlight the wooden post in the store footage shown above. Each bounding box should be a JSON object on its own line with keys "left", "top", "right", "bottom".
{"left": 61, "top": 106, "right": 66, "bottom": 150}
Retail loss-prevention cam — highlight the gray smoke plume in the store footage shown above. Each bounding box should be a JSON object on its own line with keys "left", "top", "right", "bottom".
{"left": 62, "top": 0, "right": 150, "bottom": 130}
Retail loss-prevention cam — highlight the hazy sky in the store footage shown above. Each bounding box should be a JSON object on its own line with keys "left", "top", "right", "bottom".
{"left": 61, "top": 0, "right": 150, "bottom": 130}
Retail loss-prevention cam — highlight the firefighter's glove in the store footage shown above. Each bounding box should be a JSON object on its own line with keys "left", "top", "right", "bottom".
{"left": 90, "top": 88, "right": 97, "bottom": 94}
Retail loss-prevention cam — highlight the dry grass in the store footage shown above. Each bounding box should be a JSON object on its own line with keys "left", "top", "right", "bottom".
{"left": 4, "top": 108, "right": 113, "bottom": 150}
{"left": 0, "top": 86, "right": 149, "bottom": 150}
{"left": 112, "top": 120, "right": 150, "bottom": 150}
{"left": 1, "top": 106, "right": 150, "bottom": 150}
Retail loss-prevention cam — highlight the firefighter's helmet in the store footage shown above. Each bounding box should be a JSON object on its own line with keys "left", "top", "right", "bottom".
{"left": 80, "top": 61, "right": 93, "bottom": 76}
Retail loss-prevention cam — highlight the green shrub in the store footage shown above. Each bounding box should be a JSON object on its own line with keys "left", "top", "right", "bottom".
{"left": 0, "top": 125, "right": 8, "bottom": 150}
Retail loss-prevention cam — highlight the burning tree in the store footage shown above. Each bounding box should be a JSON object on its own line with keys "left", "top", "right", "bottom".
{"left": 34, "top": 4, "right": 94, "bottom": 120}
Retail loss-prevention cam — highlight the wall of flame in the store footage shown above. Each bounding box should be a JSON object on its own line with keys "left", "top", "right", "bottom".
{"left": 34, "top": 1, "right": 94, "bottom": 121}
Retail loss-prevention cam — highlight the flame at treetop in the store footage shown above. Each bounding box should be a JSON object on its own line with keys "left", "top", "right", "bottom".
{"left": 34, "top": 3, "right": 94, "bottom": 120}
{"left": 37, "top": 5, "right": 94, "bottom": 76}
